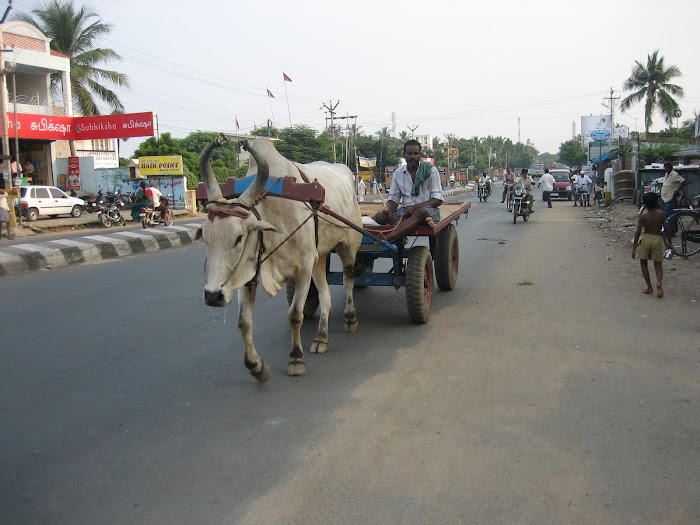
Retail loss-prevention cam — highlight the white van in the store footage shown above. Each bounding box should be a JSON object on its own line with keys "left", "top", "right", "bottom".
{"left": 19, "top": 185, "right": 86, "bottom": 221}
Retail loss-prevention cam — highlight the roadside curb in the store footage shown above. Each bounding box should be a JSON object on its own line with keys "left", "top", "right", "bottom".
{"left": 1, "top": 187, "right": 476, "bottom": 277}
{"left": 0, "top": 223, "right": 202, "bottom": 276}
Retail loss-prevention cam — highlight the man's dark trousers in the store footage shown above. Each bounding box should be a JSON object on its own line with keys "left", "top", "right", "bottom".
{"left": 544, "top": 191, "right": 552, "bottom": 208}
{"left": 661, "top": 198, "right": 677, "bottom": 235}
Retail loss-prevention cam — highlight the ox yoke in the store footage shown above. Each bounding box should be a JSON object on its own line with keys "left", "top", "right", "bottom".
{"left": 196, "top": 175, "right": 326, "bottom": 204}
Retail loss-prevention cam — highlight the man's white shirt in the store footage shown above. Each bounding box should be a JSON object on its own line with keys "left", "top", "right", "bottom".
{"left": 148, "top": 187, "right": 164, "bottom": 207}
{"left": 538, "top": 173, "right": 555, "bottom": 192}
{"left": 388, "top": 164, "right": 444, "bottom": 207}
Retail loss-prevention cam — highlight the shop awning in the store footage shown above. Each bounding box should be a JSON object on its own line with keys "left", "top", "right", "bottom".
{"left": 591, "top": 149, "right": 619, "bottom": 164}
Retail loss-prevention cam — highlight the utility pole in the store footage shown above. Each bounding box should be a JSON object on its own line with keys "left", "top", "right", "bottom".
{"left": 518, "top": 117, "right": 521, "bottom": 143}
{"left": 322, "top": 100, "right": 340, "bottom": 162}
{"left": 325, "top": 112, "right": 356, "bottom": 165}
{"left": 603, "top": 87, "right": 620, "bottom": 167}
{"left": 407, "top": 124, "right": 418, "bottom": 139}
{"left": 0, "top": 1, "right": 17, "bottom": 227}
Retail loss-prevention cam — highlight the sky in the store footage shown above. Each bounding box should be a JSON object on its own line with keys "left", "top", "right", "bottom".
{"left": 15, "top": 0, "right": 699, "bottom": 159}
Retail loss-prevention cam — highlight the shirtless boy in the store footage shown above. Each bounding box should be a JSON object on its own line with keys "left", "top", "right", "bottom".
{"left": 632, "top": 192, "right": 676, "bottom": 298}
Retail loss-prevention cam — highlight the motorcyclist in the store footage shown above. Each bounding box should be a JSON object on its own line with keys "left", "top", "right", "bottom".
{"left": 481, "top": 172, "right": 492, "bottom": 195}
{"left": 501, "top": 166, "right": 514, "bottom": 203}
{"left": 514, "top": 168, "right": 535, "bottom": 213}
{"left": 448, "top": 173, "right": 455, "bottom": 187}
{"left": 146, "top": 181, "right": 168, "bottom": 222}
{"left": 575, "top": 170, "right": 592, "bottom": 206}
{"left": 131, "top": 181, "right": 151, "bottom": 221}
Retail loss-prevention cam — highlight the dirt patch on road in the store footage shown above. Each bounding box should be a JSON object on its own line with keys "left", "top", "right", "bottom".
{"left": 583, "top": 202, "right": 700, "bottom": 304}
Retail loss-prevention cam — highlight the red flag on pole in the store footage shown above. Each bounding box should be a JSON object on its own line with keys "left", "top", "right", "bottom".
{"left": 267, "top": 89, "right": 275, "bottom": 98}
{"left": 283, "top": 72, "right": 292, "bottom": 82}
{"left": 235, "top": 116, "right": 240, "bottom": 129}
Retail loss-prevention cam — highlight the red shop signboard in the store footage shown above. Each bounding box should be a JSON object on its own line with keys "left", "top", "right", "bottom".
{"left": 2, "top": 112, "right": 157, "bottom": 141}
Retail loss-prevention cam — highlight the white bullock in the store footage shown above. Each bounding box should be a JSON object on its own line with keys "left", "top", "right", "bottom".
{"left": 197, "top": 136, "right": 362, "bottom": 382}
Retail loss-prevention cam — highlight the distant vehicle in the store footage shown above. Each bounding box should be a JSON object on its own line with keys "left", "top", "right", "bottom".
{"left": 19, "top": 185, "right": 85, "bottom": 221}
{"left": 528, "top": 163, "right": 545, "bottom": 179}
{"left": 548, "top": 169, "right": 573, "bottom": 200}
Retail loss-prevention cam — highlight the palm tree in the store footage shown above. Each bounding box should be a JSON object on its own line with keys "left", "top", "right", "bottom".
{"left": 620, "top": 50, "right": 684, "bottom": 133}
{"left": 374, "top": 127, "right": 391, "bottom": 141}
{"left": 13, "top": 1, "right": 130, "bottom": 119}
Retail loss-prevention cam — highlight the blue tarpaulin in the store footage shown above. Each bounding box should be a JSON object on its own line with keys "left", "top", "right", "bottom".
{"left": 591, "top": 149, "right": 619, "bottom": 164}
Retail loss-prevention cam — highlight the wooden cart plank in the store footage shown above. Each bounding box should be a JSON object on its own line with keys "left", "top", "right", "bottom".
{"left": 359, "top": 201, "right": 470, "bottom": 236}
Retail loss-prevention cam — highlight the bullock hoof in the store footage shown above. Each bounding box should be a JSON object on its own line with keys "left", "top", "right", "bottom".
{"left": 252, "top": 361, "right": 270, "bottom": 383}
{"left": 287, "top": 360, "right": 307, "bottom": 376}
{"left": 344, "top": 318, "right": 359, "bottom": 333}
{"left": 310, "top": 339, "right": 328, "bottom": 354}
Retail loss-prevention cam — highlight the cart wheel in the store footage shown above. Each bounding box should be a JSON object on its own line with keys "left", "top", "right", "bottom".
{"left": 285, "top": 279, "right": 319, "bottom": 319}
{"left": 434, "top": 224, "right": 458, "bottom": 291}
{"left": 405, "top": 246, "right": 433, "bottom": 324}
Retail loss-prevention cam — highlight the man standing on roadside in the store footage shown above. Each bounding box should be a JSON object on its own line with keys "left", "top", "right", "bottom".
{"left": 660, "top": 161, "right": 685, "bottom": 236}
{"left": 0, "top": 189, "right": 11, "bottom": 240}
{"left": 538, "top": 168, "right": 555, "bottom": 208}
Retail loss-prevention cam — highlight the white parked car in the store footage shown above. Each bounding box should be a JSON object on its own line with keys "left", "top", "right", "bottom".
{"left": 19, "top": 185, "right": 86, "bottom": 221}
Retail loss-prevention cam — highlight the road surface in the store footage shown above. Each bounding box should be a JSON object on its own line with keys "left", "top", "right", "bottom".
{"left": 1, "top": 189, "right": 697, "bottom": 524}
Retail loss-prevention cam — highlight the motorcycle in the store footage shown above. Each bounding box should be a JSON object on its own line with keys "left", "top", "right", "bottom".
{"left": 96, "top": 199, "right": 126, "bottom": 227}
{"left": 140, "top": 196, "right": 174, "bottom": 228}
{"left": 82, "top": 194, "right": 98, "bottom": 213}
{"left": 478, "top": 177, "right": 490, "bottom": 202}
{"left": 512, "top": 184, "right": 531, "bottom": 224}
{"left": 505, "top": 184, "right": 515, "bottom": 212}
{"left": 578, "top": 183, "right": 590, "bottom": 207}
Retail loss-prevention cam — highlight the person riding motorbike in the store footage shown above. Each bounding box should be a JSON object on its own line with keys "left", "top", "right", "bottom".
{"left": 481, "top": 172, "right": 492, "bottom": 195}
{"left": 146, "top": 181, "right": 168, "bottom": 222}
{"left": 501, "top": 166, "right": 514, "bottom": 203}
{"left": 131, "top": 181, "right": 152, "bottom": 221}
{"left": 574, "top": 170, "right": 592, "bottom": 207}
{"left": 514, "top": 168, "right": 535, "bottom": 213}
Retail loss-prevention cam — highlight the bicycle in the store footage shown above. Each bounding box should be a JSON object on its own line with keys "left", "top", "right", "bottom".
{"left": 667, "top": 190, "right": 700, "bottom": 258}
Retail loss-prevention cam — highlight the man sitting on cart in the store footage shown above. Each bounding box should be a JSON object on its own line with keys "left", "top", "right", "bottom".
{"left": 373, "top": 139, "right": 444, "bottom": 242}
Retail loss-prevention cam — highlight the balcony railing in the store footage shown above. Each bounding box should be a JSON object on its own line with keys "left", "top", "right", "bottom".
{"left": 76, "top": 150, "right": 118, "bottom": 162}
{"left": 9, "top": 94, "right": 68, "bottom": 116}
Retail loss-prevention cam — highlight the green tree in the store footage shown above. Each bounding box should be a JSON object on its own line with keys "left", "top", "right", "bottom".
{"left": 539, "top": 152, "right": 558, "bottom": 168}
{"left": 133, "top": 133, "right": 201, "bottom": 188}
{"left": 558, "top": 139, "right": 587, "bottom": 169}
{"left": 638, "top": 142, "right": 681, "bottom": 165}
{"left": 14, "top": 1, "right": 130, "bottom": 155}
{"left": 620, "top": 50, "right": 684, "bottom": 133}
{"left": 14, "top": 1, "right": 130, "bottom": 116}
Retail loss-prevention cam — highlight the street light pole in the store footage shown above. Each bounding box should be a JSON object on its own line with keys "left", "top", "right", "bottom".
{"left": 0, "top": 33, "right": 11, "bottom": 192}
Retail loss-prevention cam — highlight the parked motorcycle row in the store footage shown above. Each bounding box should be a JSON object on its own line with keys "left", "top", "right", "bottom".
{"left": 81, "top": 189, "right": 173, "bottom": 228}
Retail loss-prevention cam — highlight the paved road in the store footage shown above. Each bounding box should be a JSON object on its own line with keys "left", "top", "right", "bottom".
{"left": 1, "top": 188, "right": 697, "bottom": 524}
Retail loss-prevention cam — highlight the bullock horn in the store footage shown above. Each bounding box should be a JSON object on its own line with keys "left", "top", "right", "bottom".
{"left": 199, "top": 134, "right": 229, "bottom": 202}
{"left": 239, "top": 139, "right": 270, "bottom": 206}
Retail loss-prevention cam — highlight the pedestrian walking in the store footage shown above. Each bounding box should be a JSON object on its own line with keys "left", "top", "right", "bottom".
{"left": 632, "top": 192, "right": 675, "bottom": 298}
{"left": 538, "top": 168, "right": 555, "bottom": 208}
{"left": 0, "top": 189, "right": 11, "bottom": 240}
{"left": 357, "top": 177, "right": 366, "bottom": 202}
